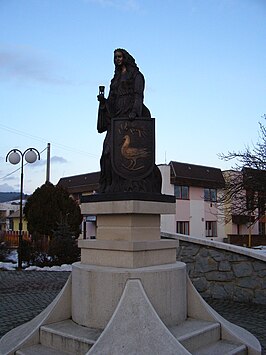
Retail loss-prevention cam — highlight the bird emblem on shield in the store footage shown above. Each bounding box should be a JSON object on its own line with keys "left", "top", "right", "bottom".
{"left": 111, "top": 117, "right": 155, "bottom": 180}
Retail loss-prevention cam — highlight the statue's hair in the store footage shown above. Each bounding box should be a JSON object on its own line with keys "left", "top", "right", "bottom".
{"left": 111, "top": 49, "right": 142, "bottom": 92}
{"left": 114, "top": 48, "right": 139, "bottom": 72}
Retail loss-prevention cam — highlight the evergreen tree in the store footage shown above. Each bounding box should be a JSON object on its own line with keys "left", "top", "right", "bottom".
{"left": 24, "top": 182, "right": 82, "bottom": 238}
{"left": 48, "top": 223, "right": 80, "bottom": 265}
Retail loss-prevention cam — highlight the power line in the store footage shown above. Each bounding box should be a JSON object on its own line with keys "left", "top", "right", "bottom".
{"left": 0, "top": 123, "right": 98, "bottom": 158}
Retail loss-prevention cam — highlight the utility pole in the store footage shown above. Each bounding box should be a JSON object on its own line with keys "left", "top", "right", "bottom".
{"left": 46, "top": 143, "right": 51, "bottom": 183}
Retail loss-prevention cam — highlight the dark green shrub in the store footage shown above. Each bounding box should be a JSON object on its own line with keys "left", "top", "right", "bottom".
{"left": 48, "top": 224, "right": 80, "bottom": 265}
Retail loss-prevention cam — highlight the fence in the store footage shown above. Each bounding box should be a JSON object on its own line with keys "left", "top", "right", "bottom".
{"left": 0, "top": 231, "right": 50, "bottom": 251}
{"left": 0, "top": 231, "right": 30, "bottom": 248}
{"left": 226, "top": 234, "right": 266, "bottom": 247}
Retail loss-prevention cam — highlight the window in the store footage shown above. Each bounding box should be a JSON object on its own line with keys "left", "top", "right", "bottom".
{"left": 174, "top": 185, "right": 189, "bottom": 200}
{"left": 176, "top": 221, "right": 189, "bottom": 235}
{"left": 205, "top": 221, "right": 217, "bottom": 237}
{"left": 204, "top": 188, "right": 217, "bottom": 202}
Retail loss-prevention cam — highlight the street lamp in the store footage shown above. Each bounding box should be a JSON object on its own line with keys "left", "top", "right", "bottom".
{"left": 6, "top": 148, "right": 40, "bottom": 269}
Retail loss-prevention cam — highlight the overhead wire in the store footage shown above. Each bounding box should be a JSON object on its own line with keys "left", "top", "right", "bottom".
{"left": 0, "top": 123, "right": 98, "bottom": 158}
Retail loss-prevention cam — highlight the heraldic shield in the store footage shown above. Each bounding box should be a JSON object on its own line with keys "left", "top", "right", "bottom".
{"left": 111, "top": 117, "right": 155, "bottom": 180}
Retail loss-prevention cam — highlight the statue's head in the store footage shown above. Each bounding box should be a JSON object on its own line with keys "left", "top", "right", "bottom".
{"left": 114, "top": 48, "right": 138, "bottom": 70}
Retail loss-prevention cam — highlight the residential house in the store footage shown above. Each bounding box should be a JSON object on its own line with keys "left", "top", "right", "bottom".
{"left": 7, "top": 209, "right": 28, "bottom": 233}
{"left": 1, "top": 201, "right": 28, "bottom": 247}
{"left": 222, "top": 168, "right": 266, "bottom": 246}
{"left": 159, "top": 161, "right": 226, "bottom": 241}
{"left": 57, "top": 172, "right": 100, "bottom": 203}
{"left": 57, "top": 172, "right": 100, "bottom": 238}
{"left": 0, "top": 201, "right": 20, "bottom": 232}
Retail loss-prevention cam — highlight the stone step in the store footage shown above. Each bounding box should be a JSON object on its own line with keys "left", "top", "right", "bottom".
{"left": 16, "top": 344, "right": 69, "bottom": 355}
{"left": 40, "top": 319, "right": 102, "bottom": 354}
{"left": 169, "top": 318, "right": 246, "bottom": 354}
{"left": 169, "top": 317, "right": 221, "bottom": 352}
{"left": 192, "top": 339, "right": 247, "bottom": 355}
{"left": 17, "top": 318, "right": 247, "bottom": 355}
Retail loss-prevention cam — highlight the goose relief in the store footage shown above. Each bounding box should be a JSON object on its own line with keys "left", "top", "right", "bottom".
{"left": 121, "top": 134, "right": 150, "bottom": 170}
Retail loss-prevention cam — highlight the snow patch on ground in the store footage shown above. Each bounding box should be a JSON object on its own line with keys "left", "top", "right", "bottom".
{"left": 25, "top": 264, "right": 72, "bottom": 271}
{"left": 0, "top": 261, "right": 72, "bottom": 271}
{"left": 0, "top": 250, "right": 72, "bottom": 271}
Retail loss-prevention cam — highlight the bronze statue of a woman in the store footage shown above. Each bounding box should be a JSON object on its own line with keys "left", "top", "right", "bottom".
{"left": 97, "top": 48, "right": 161, "bottom": 194}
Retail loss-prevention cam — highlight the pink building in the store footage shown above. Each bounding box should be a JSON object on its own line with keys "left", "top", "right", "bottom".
{"left": 159, "top": 161, "right": 226, "bottom": 241}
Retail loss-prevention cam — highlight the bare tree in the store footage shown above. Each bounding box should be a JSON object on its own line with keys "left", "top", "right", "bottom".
{"left": 219, "top": 116, "right": 266, "bottom": 224}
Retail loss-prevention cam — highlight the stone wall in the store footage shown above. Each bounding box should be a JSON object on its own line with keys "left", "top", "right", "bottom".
{"left": 161, "top": 232, "right": 266, "bottom": 305}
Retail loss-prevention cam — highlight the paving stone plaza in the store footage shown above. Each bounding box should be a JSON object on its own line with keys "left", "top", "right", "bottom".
{"left": 0, "top": 270, "right": 265, "bottom": 353}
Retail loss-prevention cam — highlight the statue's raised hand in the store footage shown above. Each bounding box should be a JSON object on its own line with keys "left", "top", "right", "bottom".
{"left": 97, "top": 94, "right": 105, "bottom": 103}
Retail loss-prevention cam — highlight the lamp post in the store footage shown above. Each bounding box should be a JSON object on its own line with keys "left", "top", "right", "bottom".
{"left": 6, "top": 148, "right": 40, "bottom": 269}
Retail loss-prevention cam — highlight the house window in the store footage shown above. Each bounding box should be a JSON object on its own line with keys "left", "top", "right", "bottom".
{"left": 205, "top": 221, "right": 217, "bottom": 237}
{"left": 204, "top": 188, "right": 217, "bottom": 202}
{"left": 176, "top": 221, "right": 189, "bottom": 235}
{"left": 174, "top": 185, "right": 189, "bottom": 200}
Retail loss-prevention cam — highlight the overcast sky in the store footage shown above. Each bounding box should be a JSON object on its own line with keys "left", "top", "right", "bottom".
{"left": 0, "top": 0, "right": 265, "bottom": 193}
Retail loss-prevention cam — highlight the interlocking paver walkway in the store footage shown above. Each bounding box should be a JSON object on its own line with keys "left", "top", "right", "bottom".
{"left": 206, "top": 298, "right": 266, "bottom": 354}
{"left": 0, "top": 270, "right": 265, "bottom": 354}
{"left": 0, "top": 270, "right": 70, "bottom": 337}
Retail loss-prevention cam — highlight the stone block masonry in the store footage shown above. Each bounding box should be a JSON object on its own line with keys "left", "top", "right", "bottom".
{"left": 162, "top": 232, "right": 266, "bottom": 305}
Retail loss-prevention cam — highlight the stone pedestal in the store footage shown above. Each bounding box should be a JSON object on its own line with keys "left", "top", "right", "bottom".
{"left": 72, "top": 262, "right": 187, "bottom": 329}
{"left": 79, "top": 196, "right": 177, "bottom": 268}
{"left": 73, "top": 195, "right": 184, "bottom": 329}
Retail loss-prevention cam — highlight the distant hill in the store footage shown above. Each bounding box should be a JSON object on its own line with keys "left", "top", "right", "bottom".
{"left": 0, "top": 192, "right": 29, "bottom": 203}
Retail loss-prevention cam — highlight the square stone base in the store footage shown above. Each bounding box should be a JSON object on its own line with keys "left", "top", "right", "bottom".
{"left": 81, "top": 199, "right": 176, "bottom": 216}
{"left": 81, "top": 199, "right": 175, "bottom": 242}
{"left": 78, "top": 239, "right": 178, "bottom": 268}
{"left": 96, "top": 214, "right": 160, "bottom": 241}
{"left": 79, "top": 198, "right": 176, "bottom": 267}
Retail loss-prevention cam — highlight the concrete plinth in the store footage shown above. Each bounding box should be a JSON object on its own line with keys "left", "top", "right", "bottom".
{"left": 80, "top": 198, "right": 176, "bottom": 216}
{"left": 80, "top": 199, "right": 175, "bottom": 243}
{"left": 79, "top": 239, "right": 177, "bottom": 268}
{"left": 79, "top": 197, "right": 177, "bottom": 268}
{"left": 72, "top": 261, "right": 187, "bottom": 329}
{"left": 96, "top": 214, "right": 161, "bottom": 240}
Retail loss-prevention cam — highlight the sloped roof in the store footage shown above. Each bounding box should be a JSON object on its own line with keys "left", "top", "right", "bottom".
{"left": 242, "top": 167, "right": 266, "bottom": 192}
{"left": 170, "top": 161, "right": 225, "bottom": 188}
{"left": 57, "top": 171, "right": 100, "bottom": 194}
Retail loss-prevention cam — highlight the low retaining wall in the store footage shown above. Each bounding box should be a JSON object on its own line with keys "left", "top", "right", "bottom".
{"left": 161, "top": 232, "right": 266, "bottom": 305}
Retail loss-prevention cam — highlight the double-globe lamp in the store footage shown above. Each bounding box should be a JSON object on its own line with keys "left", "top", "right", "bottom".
{"left": 6, "top": 148, "right": 40, "bottom": 269}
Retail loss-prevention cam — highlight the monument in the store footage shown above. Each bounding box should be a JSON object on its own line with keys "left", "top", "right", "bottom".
{"left": 0, "top": 49, "right": 261, "bottom": 354}
{"left": 96, "top": 48, "right": 162, "bottom": 195}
